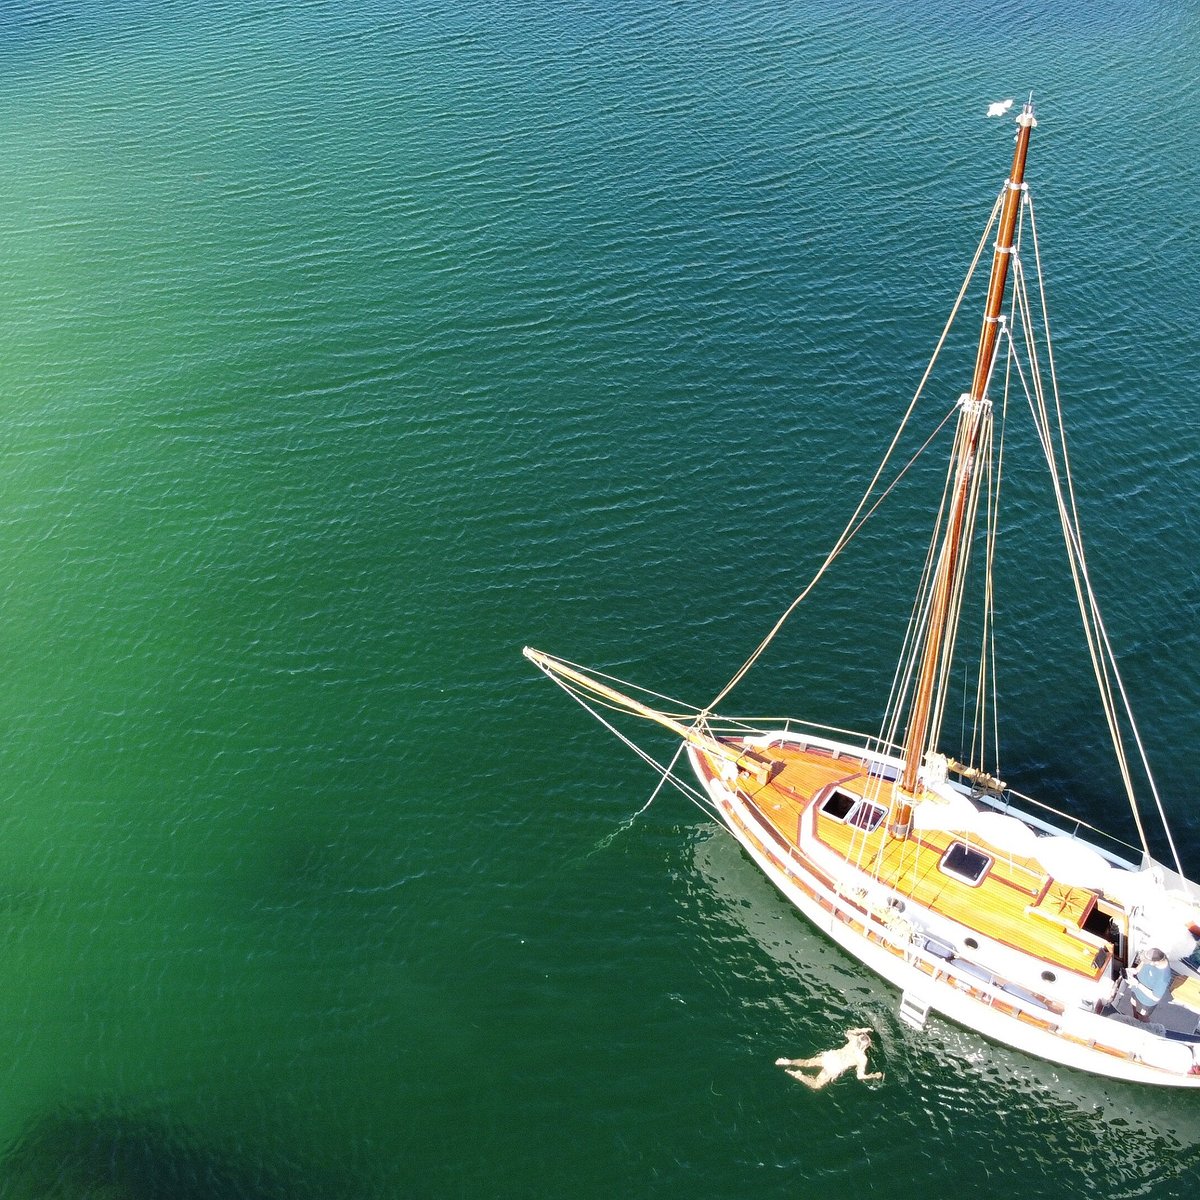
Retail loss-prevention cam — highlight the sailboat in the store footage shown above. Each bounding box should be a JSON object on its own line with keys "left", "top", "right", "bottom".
{"left": 525, "top": 100, "right": 1200, "bottom": 1087}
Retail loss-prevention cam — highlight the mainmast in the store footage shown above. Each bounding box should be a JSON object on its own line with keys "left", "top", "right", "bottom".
{"left": 890, "top": 100, "right": 1037, "bottom": 834}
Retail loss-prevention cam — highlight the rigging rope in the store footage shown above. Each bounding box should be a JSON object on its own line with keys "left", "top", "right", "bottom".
{"left": 540, "top": 182, "right": 1181, "bottom": 880}
{"left": 535, "top": 663, "right": 720, "bottom": 824}
{"left": 1003, "top": 275, "right": 1150, "bottom": 854}
{"left": 589, "top": 740, "right": 688, "bottom": 856}
{"left": 703, "top": 194, "right": 1005, "bottom": 716}
{"left": 879, "top": 405, "right": 962, "bottom": 757}
{"left": 1020, "top": 196, "right": 1179, "bottom": 870}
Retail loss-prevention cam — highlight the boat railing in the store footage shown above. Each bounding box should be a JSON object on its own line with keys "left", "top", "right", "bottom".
{"left": 704, "top": 712, "right": 1144, "bottom": 869}
{"left": 984, "top": 788, "right": 1143, "bottom": 870}
{"left": 703, "top": 714, "right": 907, "bottom": 760}
{"left": 864, "top": 898, "right": 1063, "bottom": 1021}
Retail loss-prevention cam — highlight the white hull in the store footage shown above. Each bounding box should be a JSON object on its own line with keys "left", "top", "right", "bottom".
{"left": 688, "top": 736, "right": 1200, "bottom": 1088}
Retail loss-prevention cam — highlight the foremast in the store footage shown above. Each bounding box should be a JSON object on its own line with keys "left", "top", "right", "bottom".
{"left": 890, "top": 100, "right": 1037, "bottom": 837}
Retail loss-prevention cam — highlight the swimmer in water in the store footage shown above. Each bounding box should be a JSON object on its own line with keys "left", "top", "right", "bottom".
{"left": 775, "top": 1027, "right": 883, "bottom": 1089}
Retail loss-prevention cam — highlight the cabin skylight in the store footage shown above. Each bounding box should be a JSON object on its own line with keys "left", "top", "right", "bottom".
{"left": 940, "top": 842, "right": 992, "bottom": 886}
{"left": 820, "top": 788, "right": 886, "bottom": 833}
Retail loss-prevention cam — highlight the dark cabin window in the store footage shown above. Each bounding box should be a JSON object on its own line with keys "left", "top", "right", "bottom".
{"left": 820, "top": 789, "right": 885, "bottom": 833}
{"left": 940, "top": 842, "right": 992, "bottom": 886}
{"left": 850, "top": 803, "right": 886, "bottom": 832}
{"left": 821, "top": 790, "right": 856, "bottom": 821}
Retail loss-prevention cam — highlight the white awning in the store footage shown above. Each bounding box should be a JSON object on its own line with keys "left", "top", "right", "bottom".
{"left": 1102, "top": 866, "right": 1166, "bottom": 909}
{"left": 1034, "top": 836, "right": 1113, "bottom": 890}
{"left": 972, "top": 811, "right": 1040, "bottom": 859}
{"left": 911, "top": 794, "right": 979, "bottom": 833}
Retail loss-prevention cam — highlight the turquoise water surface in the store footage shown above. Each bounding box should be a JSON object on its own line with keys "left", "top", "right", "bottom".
{"left": 0, "top": 2, "right": 1197, "bottom": 1197}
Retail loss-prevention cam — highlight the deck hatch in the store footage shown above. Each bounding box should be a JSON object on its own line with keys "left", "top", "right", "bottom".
{"left": 940, "top": 841, "right": 992, "bottom": 886}
{"left": 820, "top": 787, "right": 886, "bottom": 833}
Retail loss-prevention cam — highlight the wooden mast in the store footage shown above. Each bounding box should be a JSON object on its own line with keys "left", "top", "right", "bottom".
{"left": 890, "top": 100, "right": 1037, "bottom": 834}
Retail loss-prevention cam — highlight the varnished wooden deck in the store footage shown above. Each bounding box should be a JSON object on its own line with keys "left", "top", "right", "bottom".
{"left": 734, "top": 740, "right": 1107, "bottom": 979}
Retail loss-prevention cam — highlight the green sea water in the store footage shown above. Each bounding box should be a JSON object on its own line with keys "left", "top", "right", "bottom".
{"left": 0, "top": 1, "right": 1197, "bottom": 1197}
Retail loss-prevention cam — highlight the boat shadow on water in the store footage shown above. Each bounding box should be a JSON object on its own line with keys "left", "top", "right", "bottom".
{"left": 687, "top": 826, "right": 1200, "bottom": 1176}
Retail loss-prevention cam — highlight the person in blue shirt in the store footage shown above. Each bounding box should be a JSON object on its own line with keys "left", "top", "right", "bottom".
{"left": 1127, "top": 947, "right": 1172, "bottom": 1020}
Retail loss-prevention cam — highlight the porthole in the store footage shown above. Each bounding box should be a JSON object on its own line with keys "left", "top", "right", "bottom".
{"left": 964, "top": 937, "right": 979, "bottom": 950}
{"left": 1041, "top": 970, "right": 1057, "bottom": 983}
